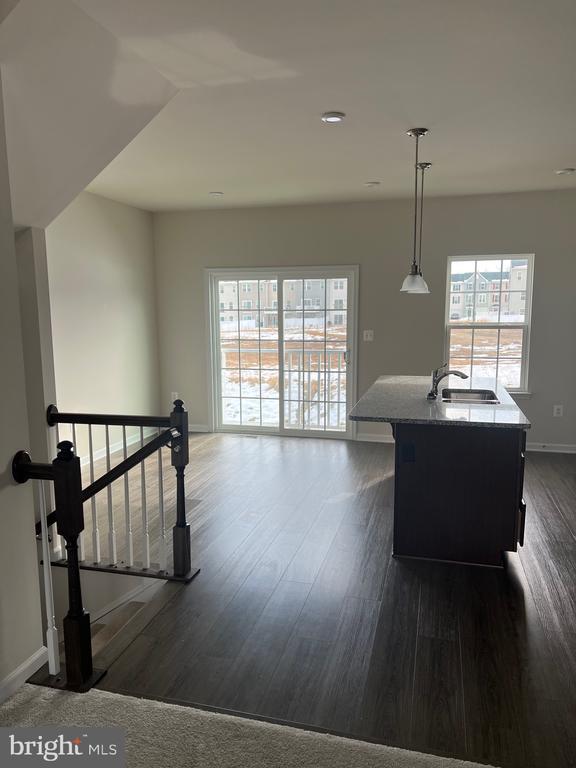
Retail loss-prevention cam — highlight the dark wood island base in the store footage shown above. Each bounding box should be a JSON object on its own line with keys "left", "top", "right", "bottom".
{"left": 392, "top": 423, "right": 526, "bottom": 567}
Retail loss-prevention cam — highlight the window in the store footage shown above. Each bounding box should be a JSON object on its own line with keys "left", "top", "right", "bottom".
{"left": 445, "top": 256, "right": 533, "bottom": 390}
{"left": 220, "top": 302, "right": 225, "bottom": 310}
{"left": 242, "top": 300, "right": 252, "bottom": 309}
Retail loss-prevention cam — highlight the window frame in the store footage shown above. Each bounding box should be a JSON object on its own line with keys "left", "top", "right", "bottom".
{"left": 444, "top": 255, "right": 534, "bottom": 392}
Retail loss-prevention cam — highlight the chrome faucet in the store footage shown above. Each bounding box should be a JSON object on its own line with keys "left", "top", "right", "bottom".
{"left": 427, "top": 363, "right": 469, "bottom": 400}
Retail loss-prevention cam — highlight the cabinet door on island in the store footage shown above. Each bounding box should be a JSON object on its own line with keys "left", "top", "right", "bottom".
{"left": 393, "top": 424, "right": 526, "bottom": 567}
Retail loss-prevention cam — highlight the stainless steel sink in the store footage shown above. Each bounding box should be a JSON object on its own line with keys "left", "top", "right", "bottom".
{"left": 442, "top": 388, "right": 499, "bottom": 404}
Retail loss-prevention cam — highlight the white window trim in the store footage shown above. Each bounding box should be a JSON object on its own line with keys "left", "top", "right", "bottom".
{"left": 444, "top": 255, "right": 534, "bottom": 392}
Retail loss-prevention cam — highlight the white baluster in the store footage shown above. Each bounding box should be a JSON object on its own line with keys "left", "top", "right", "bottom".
{"left": 88, "top": 425, "right": 101, "bottom": 563}
{"left": 105, "top": 425, "right": 117, "bottom": 564}
{"left": 140, "top": 427, "right": 150, "bottom": 569}
{"left": 72, "top": 423, "right": 85, "bottom": 562}
{"left": 122, "top": 426, "right": 134, "bottom": 567}
{"left": 39, "top": 481, "right": 60, "bottom": 675}
{"left": 157, "top": 431, "right": 167, "bottom": 573}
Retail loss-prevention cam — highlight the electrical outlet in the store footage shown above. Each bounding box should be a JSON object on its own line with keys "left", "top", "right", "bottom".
{"left": 171, "top": 391, "right": 179, "bottom": 404}
{"left": 553, "top": 404, "right": 563, "bottom": 417}
{"left": 363, "top": 330, "right": 374, "bottom": 342}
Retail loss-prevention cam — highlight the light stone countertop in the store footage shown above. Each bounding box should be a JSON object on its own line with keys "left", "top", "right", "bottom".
{"left": 349, "top": 375, "right": 531, "bottom": 430}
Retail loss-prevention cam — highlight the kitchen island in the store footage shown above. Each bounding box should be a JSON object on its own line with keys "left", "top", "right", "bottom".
{"left": 349, "top": 375, "right": 531, "bottom": 567}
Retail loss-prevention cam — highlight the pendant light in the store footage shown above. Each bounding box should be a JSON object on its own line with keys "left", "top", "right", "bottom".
{"left": 400, "top": 128, "right": 432, "bottom": 294}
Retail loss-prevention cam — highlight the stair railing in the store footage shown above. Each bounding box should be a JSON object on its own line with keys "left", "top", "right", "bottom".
{"left": 13, "top": 401, "right": 197, "bottom": 691}
{"left": 39, "top": 399, "right": 197, "bottom": 583}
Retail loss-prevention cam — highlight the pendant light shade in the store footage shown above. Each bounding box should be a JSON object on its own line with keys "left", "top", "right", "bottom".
{"left": 401, "top": 128, "right": 432, "bottom": 294}
{"left": 400, "top": 271, "right": 430, "bottom": 294}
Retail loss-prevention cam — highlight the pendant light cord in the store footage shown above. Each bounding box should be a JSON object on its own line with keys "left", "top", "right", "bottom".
{"left": 418, "top": 164, "right": 425, "bottom": 273}
{"left": 412, "top": 134, "right": 420, "bottom": 270}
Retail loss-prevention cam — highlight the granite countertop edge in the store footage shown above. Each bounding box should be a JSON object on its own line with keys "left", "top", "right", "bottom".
{"left": 349, "top": 375, "right": 531, "bottom": 430}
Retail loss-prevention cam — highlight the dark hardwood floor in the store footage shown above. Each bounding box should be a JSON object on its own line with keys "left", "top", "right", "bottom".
{"left": 96, "top": 434, "right": 576, "bottom": 768}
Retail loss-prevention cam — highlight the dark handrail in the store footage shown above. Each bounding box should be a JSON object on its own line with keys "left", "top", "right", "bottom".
{"left": 81, "top": 428, "right": 178, "bottom": 502}
{"left": 34, "top": 428, "right": 179, "bottom": 535}
{"left": 47, "top": 404, "right": 170, "bottom": 429}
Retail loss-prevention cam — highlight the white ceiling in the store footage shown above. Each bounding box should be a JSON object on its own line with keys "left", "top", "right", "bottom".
{"left": 76, "top": 0, "right": 576, "bottom": 210}
{"left": 0, "top": 0, "right": 176, "bottom": 227}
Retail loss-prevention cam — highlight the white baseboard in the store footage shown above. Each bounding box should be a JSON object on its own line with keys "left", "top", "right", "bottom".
{"left": 526, "top": 442, "right": 576, "bottom": 454}
{"left": 356, "top": 432, "right": 395, "bottom": 444}
{"left": 0, "top": 646, "right": 48, "bottom": 704}
{"left": 189, "top": 425, "right": 211, "bottom": 433}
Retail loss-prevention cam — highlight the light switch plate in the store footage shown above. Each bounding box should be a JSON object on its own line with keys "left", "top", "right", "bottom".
{"left": 363, "top": 330, "right": 374, "bottom": 342}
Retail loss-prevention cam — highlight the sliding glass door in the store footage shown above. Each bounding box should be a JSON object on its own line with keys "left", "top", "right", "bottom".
{"left": 209, "top": 268, "right": 357, "bottom": 437}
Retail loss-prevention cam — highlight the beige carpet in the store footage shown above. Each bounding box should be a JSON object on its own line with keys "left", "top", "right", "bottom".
{"left": 0, "top": 684, "right": 496, "bottom": 768}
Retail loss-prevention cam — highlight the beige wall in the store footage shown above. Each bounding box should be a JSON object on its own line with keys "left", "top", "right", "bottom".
{"left": 153, "top": 189, "right": 576, "bottom": 447}
{"left": 46, "top": 192, "right": 161, "bottom": 457}
{"left": 0, "top": 73, "right": 44, "bottom": 693}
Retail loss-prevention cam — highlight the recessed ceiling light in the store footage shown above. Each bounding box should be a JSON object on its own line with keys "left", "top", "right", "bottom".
{"left": 555, "top": 168, "right": 576, "bottom": 175}
{"left": 209, "top": 191, "right": 224, "bottom": 196}
{"left": 364, "top": 181, "right": 381, "bottom": 187}
{"left": 321, "top": 111, "right": 346, "bottom": 123}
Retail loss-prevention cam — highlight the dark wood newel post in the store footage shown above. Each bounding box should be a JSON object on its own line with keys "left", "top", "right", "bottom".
{"left": 170, "top": 400, "right": 191, "bottom": 578}
{"left": 52, "top": 440, "right": 104, "bottom": 690}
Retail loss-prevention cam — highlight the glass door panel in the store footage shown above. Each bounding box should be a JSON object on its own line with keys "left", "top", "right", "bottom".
{"left": 217, "top": 278, "right": 279, "bottom": 428}
{"left": 281, "top": 276, "right": 349, "bottom": 434}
